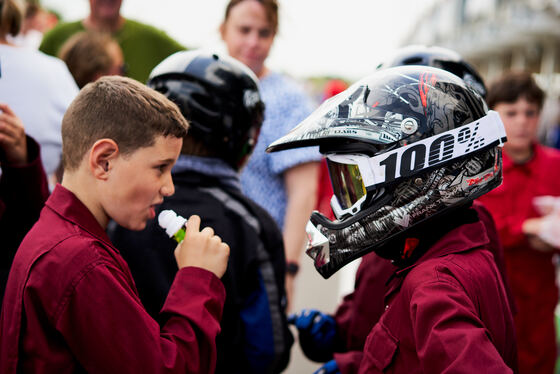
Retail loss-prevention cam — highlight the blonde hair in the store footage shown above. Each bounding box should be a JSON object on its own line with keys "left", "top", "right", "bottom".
{"left": 62, "top": 76, "right": 189, "bottom": 171}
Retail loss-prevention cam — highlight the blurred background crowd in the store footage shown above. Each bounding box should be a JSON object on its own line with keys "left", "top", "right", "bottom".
{"left": 2, "top": 0, "right": 560, "bottom": 373}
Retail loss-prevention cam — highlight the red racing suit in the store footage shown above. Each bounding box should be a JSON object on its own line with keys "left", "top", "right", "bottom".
{"left": 357, "top": 218, "right": 517, "bottom": 373}
{"left": 0, "top": 185, "right": 225, "bottom": 374}
{"left": 478, "top": 144, "right": 560, "bottom": 374}
{"left": 333, "top": 202, "right": 516, "bottom": 373}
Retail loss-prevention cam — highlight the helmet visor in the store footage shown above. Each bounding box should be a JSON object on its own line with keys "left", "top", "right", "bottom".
{"left": 266, "top": 82, "right": 405, "bottom": 153}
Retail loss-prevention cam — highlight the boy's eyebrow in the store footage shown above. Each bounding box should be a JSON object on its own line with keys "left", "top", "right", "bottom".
{"left": 153, "top": 157, "right": 177, "bottom": 166}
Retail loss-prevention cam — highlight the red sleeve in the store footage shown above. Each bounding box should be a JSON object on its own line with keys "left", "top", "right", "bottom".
{"left": 0, "top": 136, "right": 49, "bottom": 270}
{"left": 334, "top": 350, "right": 364, "bottom": 374}
{"left": 473, "top": 202, "right": 517, "bottom": 314}
{"left": 334, "top": 291, "right": 355, "bottom": 342}
{"left": 55, "top": 261, "right": 225, "bottom": 374}
{"left": 409, "top": 276, "right": 512, "bottom": 374}
{"left": 478, "top": 193, "right": 526, "bottom": 249}
{"left": 495, "top": 213, "right": 526, "bottom": 249}
{"left": 0, "top": 136, "right": 49, "bottom": 216}
{"left": 476, "top": 183, "right": 528, "bottom": 251}
{"left": 334, "top": 253, "right": 394, "bottom": 351}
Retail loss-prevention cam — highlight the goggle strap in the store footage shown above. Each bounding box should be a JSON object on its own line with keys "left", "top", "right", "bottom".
{"left": 363, "top": 111, "right": 506, "bottom": 187}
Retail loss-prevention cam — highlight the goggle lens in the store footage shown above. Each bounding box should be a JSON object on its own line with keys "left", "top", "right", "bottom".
{"left": 326, "top": 158, "right": 367, "bottom": 211}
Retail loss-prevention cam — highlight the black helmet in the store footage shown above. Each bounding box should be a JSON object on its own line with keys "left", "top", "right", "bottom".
{"left": 377, "top": 45, "right": 487, "bottom": 98}
{"left": 267, "top": 66, "right": 506, "bottom": 278}
{"left": 147, "top": 50, "right": 265, "bottom": 169}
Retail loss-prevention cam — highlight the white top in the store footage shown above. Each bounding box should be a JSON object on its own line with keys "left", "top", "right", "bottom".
{"left": 0, "top": 45, "right": 78, "bottom": 177}
{"left": 158, "top": 210, "right": 187, "bottom": 237}
{"left": 7, "top": 30, "right": 44, "bottom": 50}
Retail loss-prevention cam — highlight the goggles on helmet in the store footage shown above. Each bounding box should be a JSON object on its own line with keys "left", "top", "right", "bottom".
{"left": 326, "top": 154, "right": 368, "bottom": 218}
{"left": 325, "top": 110, "right": 506, "bottom": 220}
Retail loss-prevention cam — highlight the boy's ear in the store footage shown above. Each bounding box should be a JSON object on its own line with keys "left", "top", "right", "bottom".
{"left": 89, "top": 139, "right": 119, "bottom": 180}
{"left": 219, "top": 23, "right": 226, "bottom": 40}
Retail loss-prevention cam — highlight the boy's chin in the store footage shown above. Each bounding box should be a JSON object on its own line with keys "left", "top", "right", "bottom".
{"left": 121, "top": 219, "right": 148, "bottom": 231}
{"left": 506, "top": 140, "right": 532, "bottom": 152}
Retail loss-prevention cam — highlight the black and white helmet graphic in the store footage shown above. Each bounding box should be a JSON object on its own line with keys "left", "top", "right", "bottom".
{"left": 267, "top": 65, "right": 506, "bottom": 278}
{"left": 377, "top": 44, "right": 487, "bottom": 98}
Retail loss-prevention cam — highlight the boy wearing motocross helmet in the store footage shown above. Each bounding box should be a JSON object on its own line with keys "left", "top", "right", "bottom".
{"left": 289, "top": 45, "right": 516, "bottom": 374}
{"left": 109, "top": 50, "right": 293, "bottom": 374}
{"left": 269, "top": 65, "right": 517, "bottom": 373}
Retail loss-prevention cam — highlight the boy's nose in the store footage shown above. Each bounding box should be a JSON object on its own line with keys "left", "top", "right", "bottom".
{"left": 161, "top": 174, "right": 175, "bottom": 197}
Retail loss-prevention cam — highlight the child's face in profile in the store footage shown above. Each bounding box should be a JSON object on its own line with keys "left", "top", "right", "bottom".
{"left": 103, "top": 135, "right": 182, "bottom": 231}
{"left": 494, "top": 97, "right": 540, "bottom": 157}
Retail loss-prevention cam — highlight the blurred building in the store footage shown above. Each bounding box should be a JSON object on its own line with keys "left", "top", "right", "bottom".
{"left": 402, "top": 0, "right": 560, "bottom": 143}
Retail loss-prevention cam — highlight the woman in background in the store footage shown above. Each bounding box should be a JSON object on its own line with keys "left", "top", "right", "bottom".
{"left": 0, "top": 0, "right": 78, "bottom": 185}
{"left": 220, "top": 0, "right": 321, "bottom": 310}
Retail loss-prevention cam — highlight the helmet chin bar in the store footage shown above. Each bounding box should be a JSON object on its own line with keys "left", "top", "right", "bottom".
{"left": 306, "top": 196, "right": 426, "bottom": 279}
{"left": 306, "top": 189, "right": 402, "bottom": 278}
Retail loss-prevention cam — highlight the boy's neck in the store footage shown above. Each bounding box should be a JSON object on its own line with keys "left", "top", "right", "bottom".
{"left": 62, "top": 171, "right": 109, "bottom": 229}
{"left": 505, "top": 145, "right": 534, "bottom": 165}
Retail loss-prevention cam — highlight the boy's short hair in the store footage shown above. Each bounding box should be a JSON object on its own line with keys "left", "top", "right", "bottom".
{"left": 486, "top": 71, "right": 545, "bottom": 110}
{"left": 62, "top": 76, "right": 189, "bottom": 171}
{"left": 58, "top": 31, "right": 120, "bottom": 88}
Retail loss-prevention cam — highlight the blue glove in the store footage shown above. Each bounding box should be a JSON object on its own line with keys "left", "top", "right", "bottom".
{"left": 313, "top": 359, "right": 340, "bottom": 374}
{"left": 288, "top": 309, "right": 337, "bottom": 362}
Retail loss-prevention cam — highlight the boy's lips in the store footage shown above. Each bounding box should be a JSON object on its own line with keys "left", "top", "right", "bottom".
{"left": 148, "top": 200, "right": 163, "bottom": 219}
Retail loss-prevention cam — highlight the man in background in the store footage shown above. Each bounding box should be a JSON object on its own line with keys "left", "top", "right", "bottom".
{"left": 40, "top": 0, "right": 185, "bottom": 83}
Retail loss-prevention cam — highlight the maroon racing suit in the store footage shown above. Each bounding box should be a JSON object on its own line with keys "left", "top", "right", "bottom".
{"left": 357, "top": 216, "right": 517, "bottom": 373}
{"left": 0, "top": 185, "right": 225, "bottom": 374}
{"left": 333, "top": 202, "right": 516, "bottom": 373}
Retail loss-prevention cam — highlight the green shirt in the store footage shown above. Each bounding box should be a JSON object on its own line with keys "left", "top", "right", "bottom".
{"left": 40, "top": 19, "right": 186, "bottom": 83}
